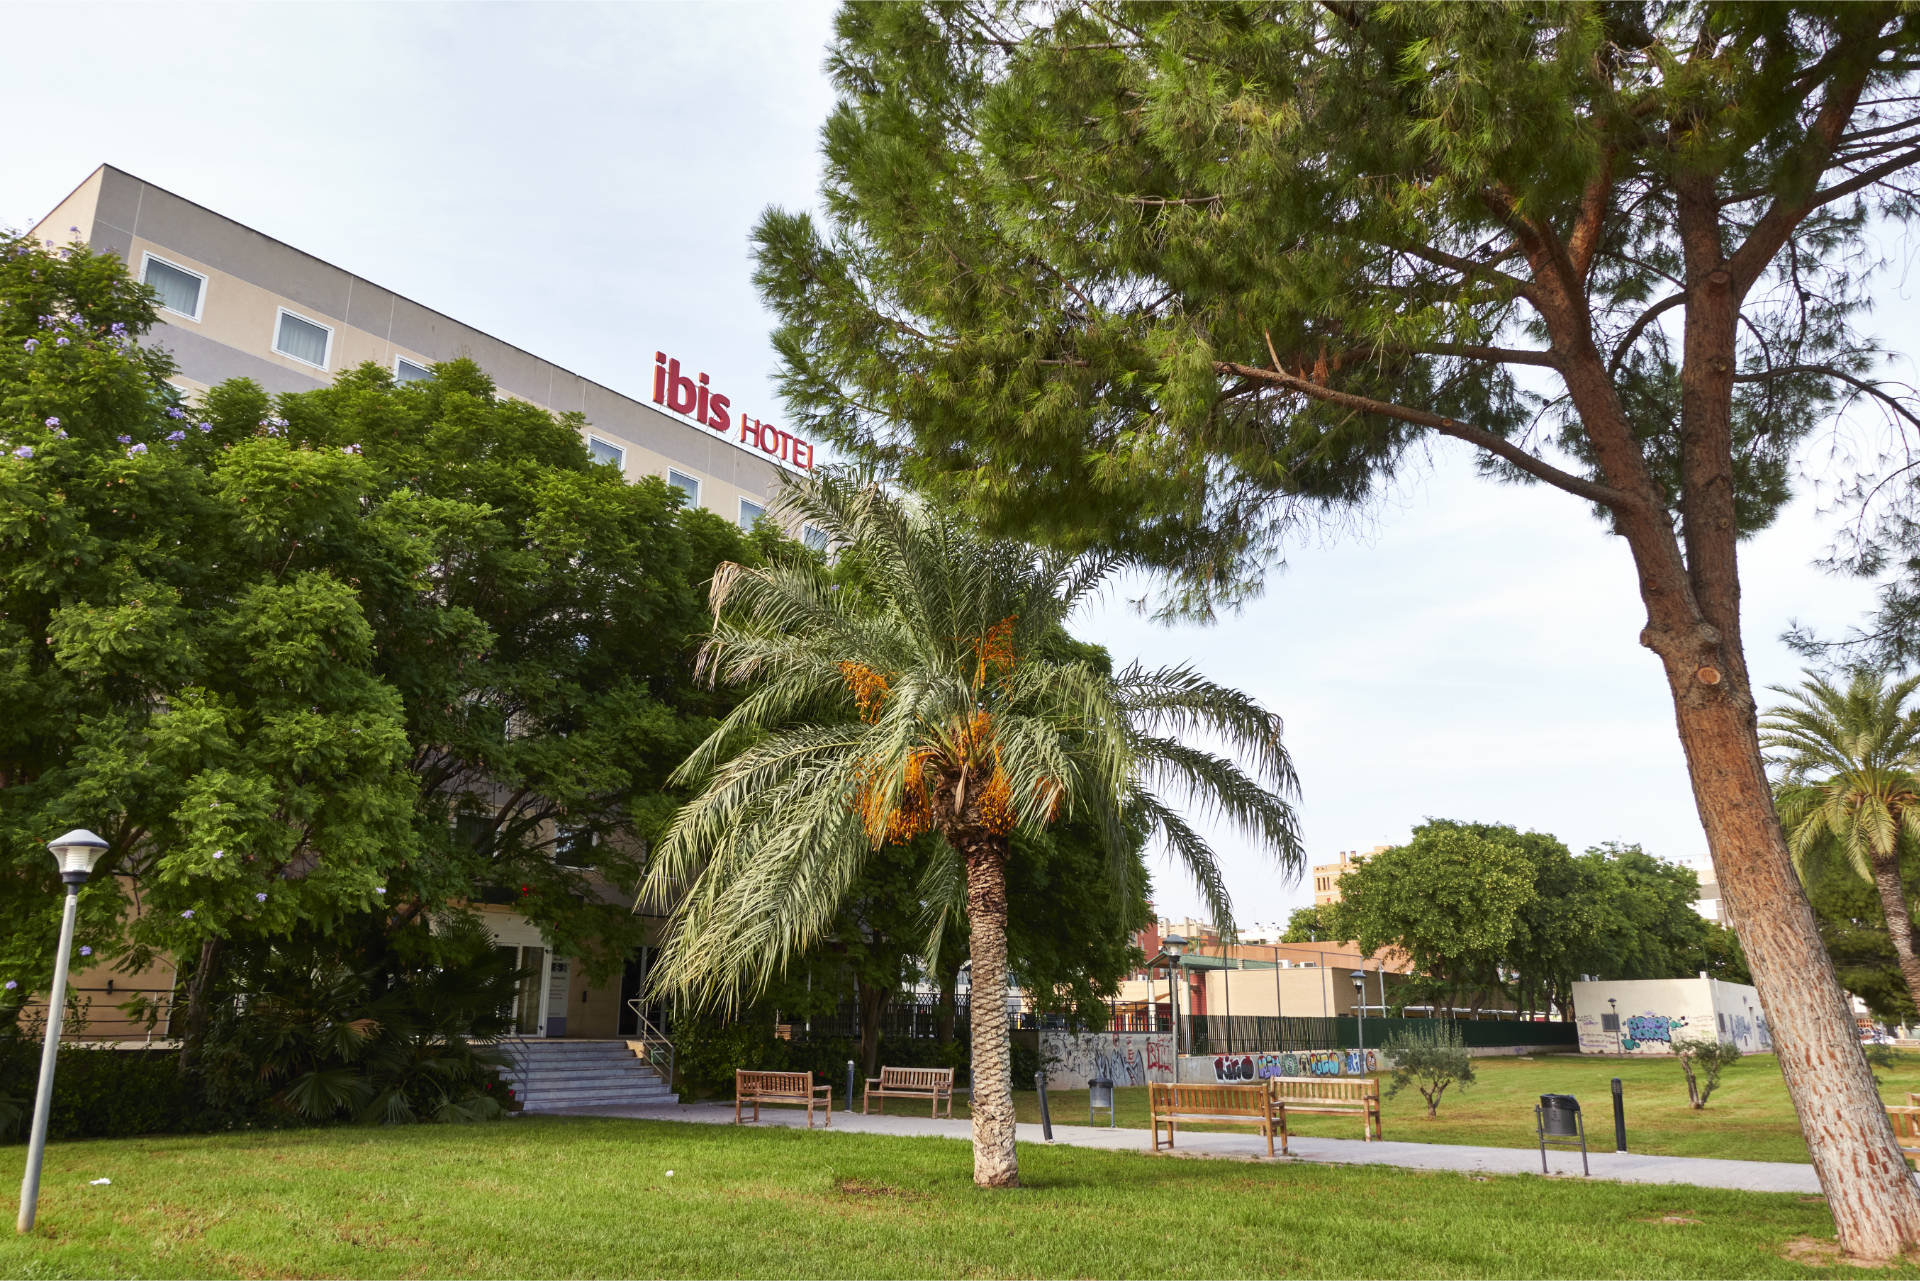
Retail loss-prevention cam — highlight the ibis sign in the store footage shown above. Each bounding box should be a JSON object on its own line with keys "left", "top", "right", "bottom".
{"left": 651, "top": 351, "right": 815, "bottom": 470}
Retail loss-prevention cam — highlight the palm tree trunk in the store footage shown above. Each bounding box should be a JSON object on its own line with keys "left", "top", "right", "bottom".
{"left": 960, "top": 830, "right": 1018, "bottom": 1188}
{"left": 1869, "top": 853, "right": 1920, "bottom": 1014}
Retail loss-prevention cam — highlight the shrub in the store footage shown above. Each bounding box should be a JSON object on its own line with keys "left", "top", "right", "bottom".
{"left": 1672, "top": 1035, "right": 1741, "bottom": 1109}
{"left": 0, "top": 1042, "right": 204, "bottom": 1142}
{"left": 1382, "top": 1021, "right": 1475, "bottom": 1118}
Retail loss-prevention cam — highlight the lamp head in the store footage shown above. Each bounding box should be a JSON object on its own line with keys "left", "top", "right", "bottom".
{"left": 49, "top": 829, "right": 108, "bottom": 884}
{"left": 1352, "top": 970, "right": 1365, "bottom": 989}
{"left": 1163, "top": 934, "right": 1187, "bottom": 960}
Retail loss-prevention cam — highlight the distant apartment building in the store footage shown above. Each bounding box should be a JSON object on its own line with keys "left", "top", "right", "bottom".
{"left": 26, "top": 164, "right": 826, "bottom": 1044}
{"left": 1311, "top": 845, "right": 1388, "bottom": 906}
{"left": 1693, "top": 871, "right": 1723, "bottom": 925}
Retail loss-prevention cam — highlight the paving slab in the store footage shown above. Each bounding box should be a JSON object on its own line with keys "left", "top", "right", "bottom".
{"left": 531, "top": 1100, "right": 1828, "bottom": 1195}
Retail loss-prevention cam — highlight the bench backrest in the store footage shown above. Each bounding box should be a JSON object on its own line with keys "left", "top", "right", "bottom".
{"left": 1150, "top": 1081, "right": 1270, "bottom": 1117}
{"left": 1889, "top": 1105, "right": 1920, "bottom": 1154}
{"left": 737, "top": 1070, "right": 813, "bottom": 1093}
{"left": 1270, "top": 1076, "right": 1379, "bottom": 1104}
{"left": 1908, "top": 1091, "right": 1920, "bottom": 1109}
{"left": 878, "top": 1066, "right": 954, "bottom": 1089}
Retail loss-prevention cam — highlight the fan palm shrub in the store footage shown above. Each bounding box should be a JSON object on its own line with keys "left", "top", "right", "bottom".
{"left": 644, "top": 474, "right": 1303, "bottom": 1187}
{"left": 1762, "top": 670, "right": 1920, "bottom": 1010}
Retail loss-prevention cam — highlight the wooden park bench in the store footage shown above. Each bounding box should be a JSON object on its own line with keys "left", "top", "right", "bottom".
{"left": 734, "top": 1070, "right": 832, "bottom": 1128}
{"left": 1888, "top": 1105, "right": 1920, "bottom": 1162}
{"left": 1269, "top": 1076, "right": 1383, "bottom": 1142}
{"left": 1148, "top": 1082, "right": 1280, "bottom": 1158}
{"left": 863, "top": 1066, "right": 956, "bottom": 1118}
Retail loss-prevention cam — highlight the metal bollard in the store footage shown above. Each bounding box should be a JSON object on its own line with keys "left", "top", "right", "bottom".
{"left": 1035, "top": 1070, "right": 1053, "bottom": 1141}
{"left": 846, "top": 1059, "right": 856, "bottom": 1114}
{"left": 1611, "top": 1077, "right": 1627, "bottom": 1153}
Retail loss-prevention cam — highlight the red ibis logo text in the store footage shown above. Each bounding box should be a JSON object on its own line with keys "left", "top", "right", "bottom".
{"left": 651, "top": 351, "right": 814, "bottom": 470}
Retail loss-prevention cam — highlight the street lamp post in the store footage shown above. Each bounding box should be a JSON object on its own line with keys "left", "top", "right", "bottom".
{"left": 1352, "top": 970, "right": 1366, "bottom": 1060}
{"left": 1609, "top": 997, "right": 1621, "bottom": 1054}
{"left": 18, "top": 829, "right": 109, "bottom": 1234}
{"left": 1163, "top": 934, "right": 1187, "bottom": 1059}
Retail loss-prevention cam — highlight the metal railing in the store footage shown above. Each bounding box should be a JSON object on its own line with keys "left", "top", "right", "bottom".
{"left": 624, "top": 999, "right": 676, "bottom": 1089}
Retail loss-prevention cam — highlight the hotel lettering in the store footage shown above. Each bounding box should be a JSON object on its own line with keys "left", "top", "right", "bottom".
{"left": 651, "top": 351, "right": 815, "bottom": 469}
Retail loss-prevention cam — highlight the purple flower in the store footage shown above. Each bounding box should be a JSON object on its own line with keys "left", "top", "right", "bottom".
{"left": 22, "top": 338, "right": 36, "bottom": 353}
{"left": 13, "top": 446, "right": 34, "bottom": 460}
{"left": 53, "top": 430, "right": 67, "bottom": 440}
{"left": 116, "top": 434, "right": 131, "bottom": 444}
{"left": 127, "top": 443, "right": 147, "bottom": 456}
{"left": 55, "top": 337, "right": 68, "bottom": 347}
{"left": 2, "top": 980, "right": 14, "bottom": 991}
{"left": 180, "top": 910, "right": 193, "bottom": 920}
{"left": 167, "top": 407, "right": 186, "bottom": 420}
{"left": 68, "top": 226, "right": 78, "bottom": 233}
{"left": 109, "top": 322, "right": 126, "bottom": 337}
{"left": 342, "top": 444, "right": 361, "bottom": 455}
{"left": 255, "top": 893, "right": 268, "bottom": 903}
{"left": 165, "top": 430, "right": 186, "bottom": 443}
{"left": 197, "top": 422, "right": 212, "bottom": 433}
{"left": 44, "top": 417, "right": 59, "bottom": 428}
{"left": 211, "top": 850, "right": 223, "bottom": 860}
{"left": 38, "top": 315, "right": 54, "bottom": 329}
{"left": 79, "top": 946, "right": 91, "bottom": 957}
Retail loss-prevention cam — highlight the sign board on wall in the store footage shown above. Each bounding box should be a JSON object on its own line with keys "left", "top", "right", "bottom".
{"left": 651, "top": 351, "right": 815, "bottom": 469}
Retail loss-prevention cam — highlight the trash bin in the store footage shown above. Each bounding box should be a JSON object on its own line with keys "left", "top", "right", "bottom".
{"left": 1539, "top": 1094, "right": 1581, "bottom": 1136}
{"left": 1089, "top": 1076, "right": 1116, "bottom": 1128}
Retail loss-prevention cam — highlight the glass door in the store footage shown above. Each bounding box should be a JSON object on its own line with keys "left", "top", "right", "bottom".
{"left": 514, "top": 945, "right": 546, "bottom": 1035}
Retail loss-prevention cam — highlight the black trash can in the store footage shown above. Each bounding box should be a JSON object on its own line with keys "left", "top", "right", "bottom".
{"left": 1539, "top": 1093, "right": 1581, "bottom": 1136}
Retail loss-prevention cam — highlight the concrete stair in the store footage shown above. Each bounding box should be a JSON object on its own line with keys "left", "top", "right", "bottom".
{"left": 500, "top": 1038, "right": 678, "bottom": 1113}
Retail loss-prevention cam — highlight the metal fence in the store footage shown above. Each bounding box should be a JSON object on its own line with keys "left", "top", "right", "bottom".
{"left": 1186, "top": 1014, "right": 1579, "bottom": 1056}
{"left": 778, "top": 996, "right": 1133, "bottom": 1042}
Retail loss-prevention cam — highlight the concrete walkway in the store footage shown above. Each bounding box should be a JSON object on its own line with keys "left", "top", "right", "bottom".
{"left": 534, "top": 1100, "right": 1824, "bottom": 1195}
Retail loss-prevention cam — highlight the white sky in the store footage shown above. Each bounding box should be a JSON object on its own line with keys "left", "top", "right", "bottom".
{"left": 0, "top": 2, "right": 1904, "bottom": 927}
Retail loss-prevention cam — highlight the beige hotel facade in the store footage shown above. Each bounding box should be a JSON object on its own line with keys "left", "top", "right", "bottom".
{"left": 27, "top": 164, "right": 812, "bottom": 1042}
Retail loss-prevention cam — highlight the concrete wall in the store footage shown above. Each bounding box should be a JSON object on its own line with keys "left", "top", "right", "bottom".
{"left": 1571, "top": 977, "right": 1771, "bottom": 1055}
{"left": 1040, "top": 1030, "right": 1176, "bottom": 1087}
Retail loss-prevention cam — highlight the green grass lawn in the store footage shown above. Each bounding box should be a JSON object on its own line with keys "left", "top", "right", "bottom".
{"left": 935, "top": 1052, "right": 1920, "bottom": 1164}
{"left": 0, "top": 1117, "right": 1908, "bottom": 1279}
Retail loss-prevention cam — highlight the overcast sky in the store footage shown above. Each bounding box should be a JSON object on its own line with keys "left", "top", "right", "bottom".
{"left": 1, "top": 2, "right": 1903, "bottom": 928}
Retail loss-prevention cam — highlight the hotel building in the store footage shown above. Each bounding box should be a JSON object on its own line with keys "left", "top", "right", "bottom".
{"left": 26, "top": 165, "right": 817, "bottom": 1072}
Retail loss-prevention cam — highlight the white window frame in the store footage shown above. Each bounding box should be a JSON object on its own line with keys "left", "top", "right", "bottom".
{"left": 587, "top": 436, "right": 626, "bottom": 469}
{"left": 393, "top": 354, "right": 433, "bottom": 383}
{"left": 139, "top": 252, "right": 207, "bottom": 323}
{"left": 739, "top": 498, "right": 767, "bottom": 529}
{"left": 272, "top": 306, "right": 333, "bottom": 370}
{"left": 667, "top": 469, "right": 701, "bottom": 507}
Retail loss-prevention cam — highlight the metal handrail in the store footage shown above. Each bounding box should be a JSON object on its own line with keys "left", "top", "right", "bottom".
{"left": 623, "top": 999, "right": 675, "bottom": 1090}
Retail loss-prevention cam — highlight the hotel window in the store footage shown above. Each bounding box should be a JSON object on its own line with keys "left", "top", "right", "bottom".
{"left": 394, "top": 356, "right": 433, "bottom": 384}
{"left": 803, "top": 524, "right": 829, "bottom": 554}
{"left": 667, "top": 469, "right": 700, "bottom": 507}
{"left": 273, "top": 308, "right": 332, "bottom": 369}
{"left": 587, "top": 436, "right": 624, "bottom": 469}
{"left": 739, "top": 498, "right": 766, "bottom": 530}
{"left": 141, "top": 254, "right": 205, "bottom": 321}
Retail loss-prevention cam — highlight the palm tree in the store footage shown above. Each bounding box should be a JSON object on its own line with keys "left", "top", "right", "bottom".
{"left": 643, "top": 474, "right": 1303, "bottom": 1187}
{"left": 1761, "top": 670, "right": 1920, "bottom": 1011}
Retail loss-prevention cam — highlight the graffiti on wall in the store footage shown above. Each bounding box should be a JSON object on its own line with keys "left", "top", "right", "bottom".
{"left": 1040, "top": 1032, "right": 1176, "bottom": 1088}
{"left": 1621, "top": 1013, "right": 1687, "bottom": 1052}
{"left": 1211, "top": 1049, "right": 1379, "bottom": 1081}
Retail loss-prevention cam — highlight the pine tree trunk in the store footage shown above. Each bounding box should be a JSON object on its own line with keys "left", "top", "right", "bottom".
{"left": 1666, "top": 685, "right": 1920, "bottom": 1257}
{"left": 961, "top": 830, "right": 1018, "bottom": 1188}
{"left": 1868, "top": 853, "right": 1920, "bottom": 1014}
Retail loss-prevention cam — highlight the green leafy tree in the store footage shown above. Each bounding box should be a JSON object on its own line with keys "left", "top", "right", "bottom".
{"left": 1329, "top": 822, "right": 1538, "bottom": 1014}
{"left": 1576, "top": 843, "right": 1728, "bottom": 983}
{"left": 1383, "top": 1022, "right": 1476, "bottom": 1119}
{"left": 0, "top": 233, "right": 417, "bottom": 1062}
{"left": 1807, "top": 839, "right": 1919, "bottom": 1025}
{"left": 1281, "top": 904, "right": 1335, "bottom": 943}
{"left": 1673, "top": 1035, "right": 1743, "bottom": 1110}
{"left": 1764, "top": 670, "right": 1920, "bottom": 1011}
{"left": 752, "top": 3, "right": 1920, "bottom": 1252}
{"left": 644, "top": 474, "right": 1302, "bottom": 1187}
